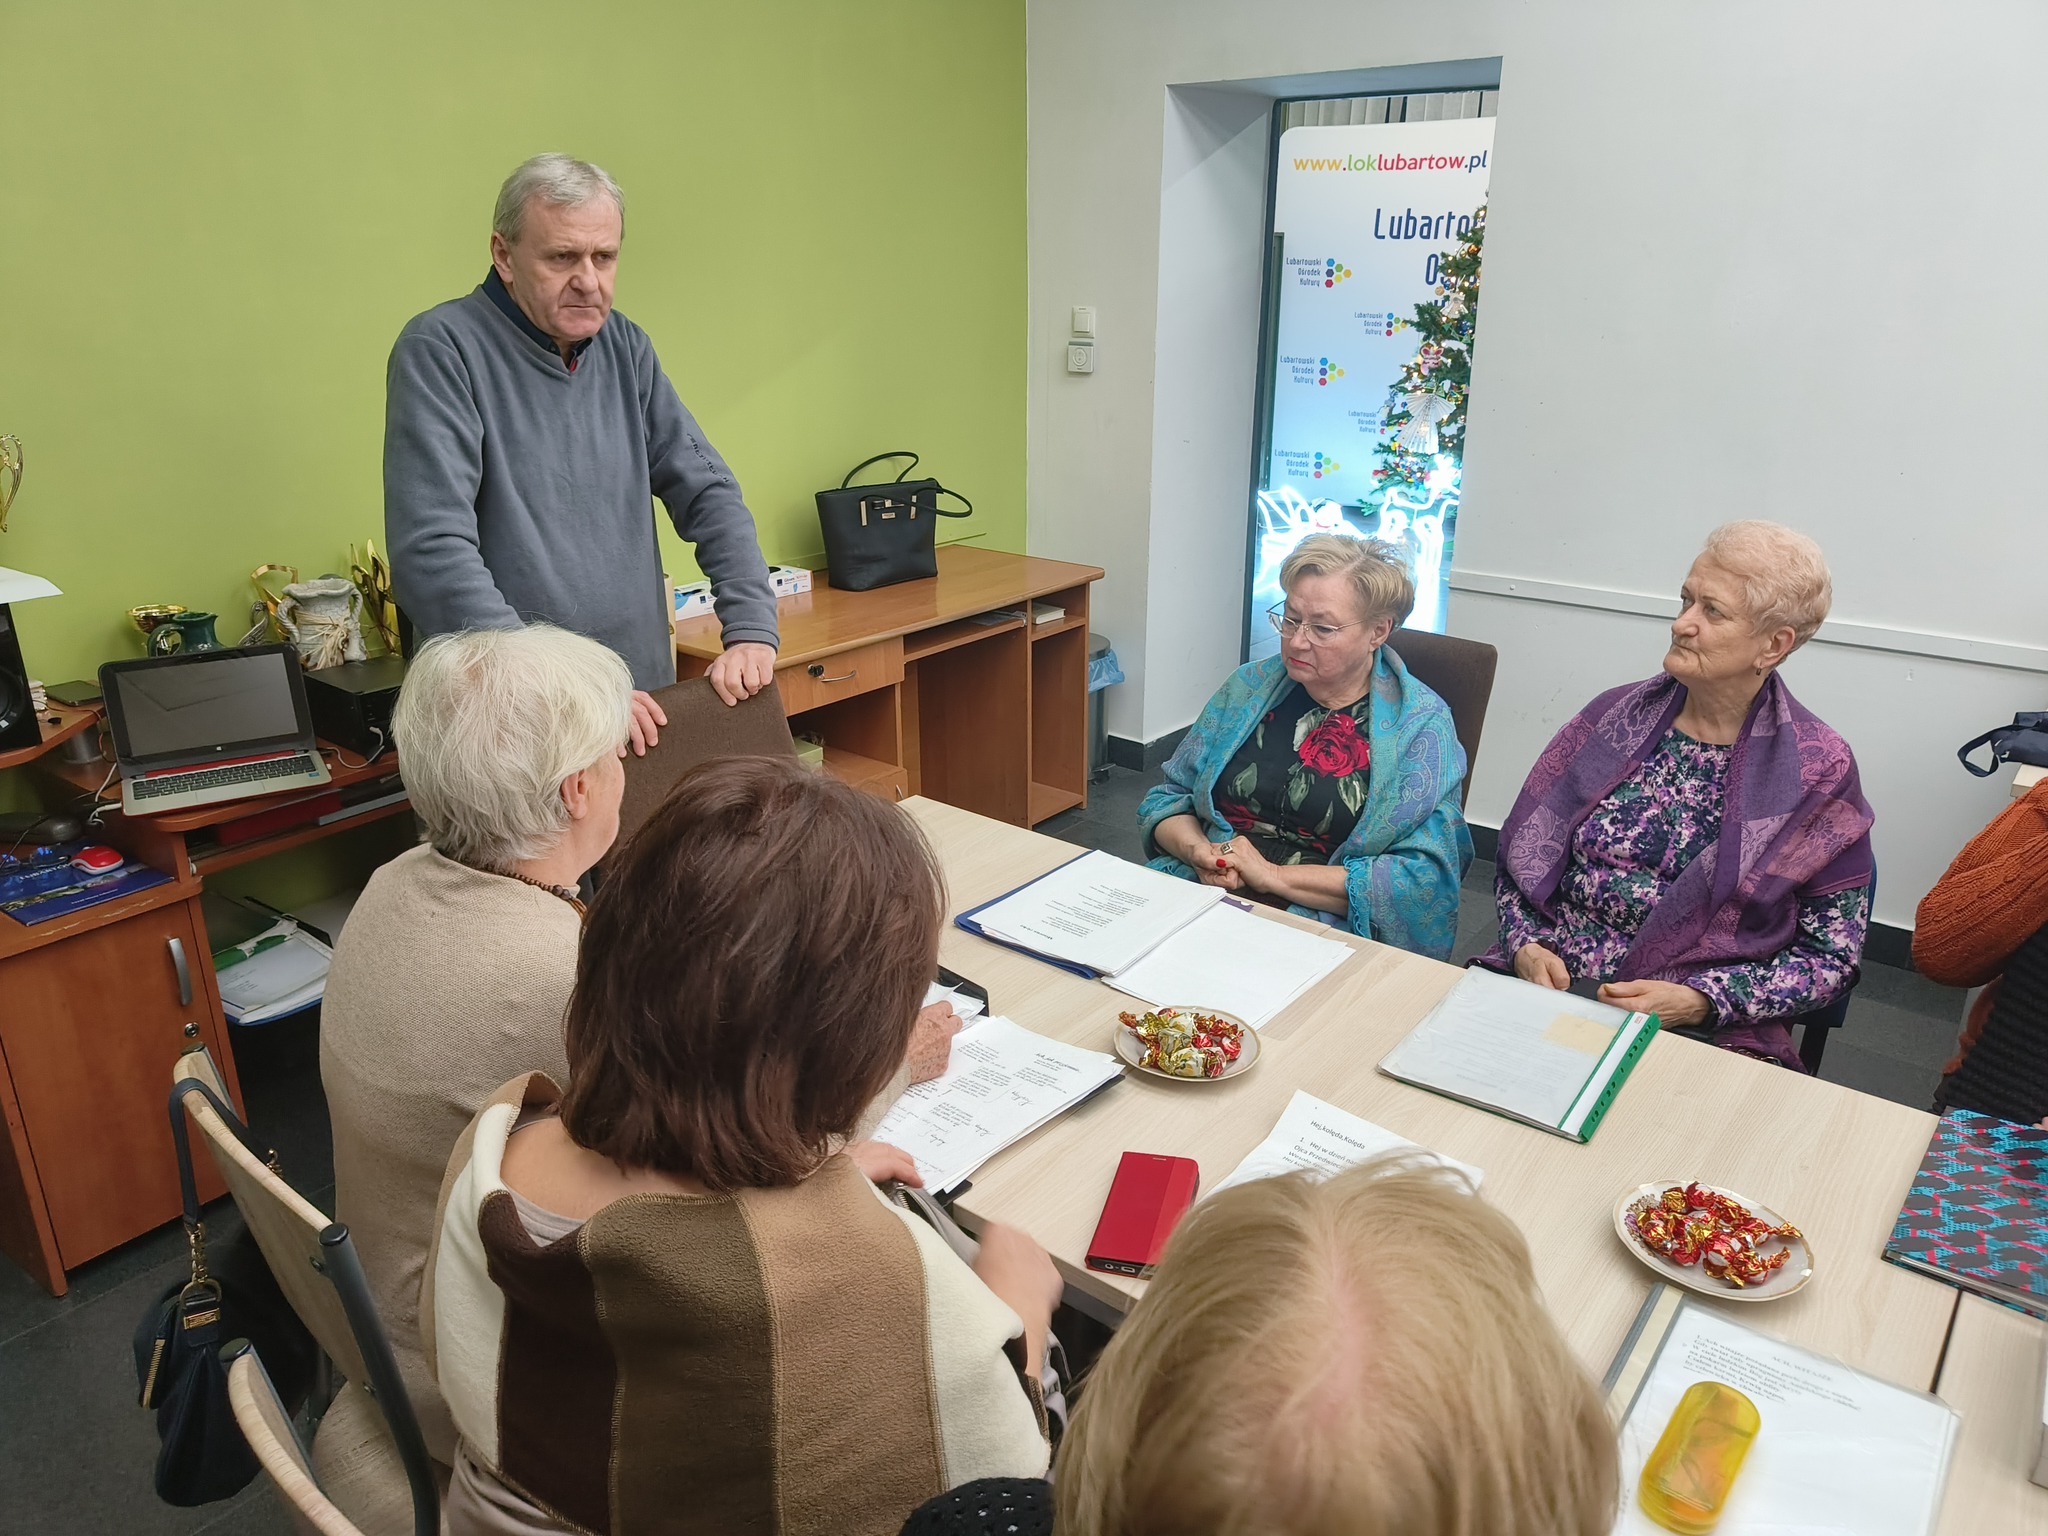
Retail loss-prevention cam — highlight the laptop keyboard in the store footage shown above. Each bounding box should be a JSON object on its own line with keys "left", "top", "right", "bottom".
{"left": 132, "top": 754, "right": 319, "bottom": 800}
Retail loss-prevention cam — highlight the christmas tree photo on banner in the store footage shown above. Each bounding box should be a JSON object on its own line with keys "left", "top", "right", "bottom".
{"left": 1375, "top": 204, "right": 1485, "bottom": 503}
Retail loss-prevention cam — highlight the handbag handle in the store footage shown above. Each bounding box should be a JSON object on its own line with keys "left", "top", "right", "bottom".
{"left": 1958, "top": 727, "right": 2003, "bottom": 777}
{"left": 166, "top": 1071, "right": 277, "bottom": 1277}
{"left": 932, "top": 487, "right": 973, "bottom": 519}
{"left": 840, "top": 451, "right": 921, "bottom": 489}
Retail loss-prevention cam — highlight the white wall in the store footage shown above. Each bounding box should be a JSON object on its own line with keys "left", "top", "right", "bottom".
{"left": 1026, "top": 0, "right": 2048, "bottom": 928}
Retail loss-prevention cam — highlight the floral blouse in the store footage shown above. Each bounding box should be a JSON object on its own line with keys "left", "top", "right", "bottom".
{"left": 1495, "top": 728, "right": 1870, "bottom": 1027}
{"left": 1213, "top": 683, "right": 1373, "bottom": 865}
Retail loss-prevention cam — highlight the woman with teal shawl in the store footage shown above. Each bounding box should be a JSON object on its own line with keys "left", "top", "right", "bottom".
{"left": 1137, "top": 536, "right": 1471, "bottom": 961}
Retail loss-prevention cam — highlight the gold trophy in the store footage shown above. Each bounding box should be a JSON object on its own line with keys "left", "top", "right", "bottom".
{"left": 0, "top": 436, "right": 20, "bottom": 533}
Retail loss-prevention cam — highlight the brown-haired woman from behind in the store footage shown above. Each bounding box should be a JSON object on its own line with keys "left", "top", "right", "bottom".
{"left": 425, "top": 756, "right": 1063, "bottom": 1536}
{"left": 901, "top": 1155, "right": 1617, "bottom": 1536}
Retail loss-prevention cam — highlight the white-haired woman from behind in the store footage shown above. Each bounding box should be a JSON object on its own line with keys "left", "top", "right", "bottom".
{"left": 1482, "top": 521, "right": 1876, "bottom": 1070}
{"left": 320, "top": 624, "right": 632, "bottom": 1469}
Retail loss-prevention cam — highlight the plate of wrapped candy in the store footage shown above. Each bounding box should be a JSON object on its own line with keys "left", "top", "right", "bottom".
{"left": 1114, "top": 1007, "right": 1259, "bottom": 1082}
{"left": 1614, "top": 1180, "right": 1813, "bottom": 1301}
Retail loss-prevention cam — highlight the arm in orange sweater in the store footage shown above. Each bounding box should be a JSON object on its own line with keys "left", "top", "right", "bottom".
{"left": 1914, "top": 781, "right": 2048, "bottom": 986}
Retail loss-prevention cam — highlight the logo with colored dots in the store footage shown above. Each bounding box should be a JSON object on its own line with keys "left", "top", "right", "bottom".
{"left": 1324, "top": 258, "right": 1352, "bottom": 288}
{"left": 1313, "top": 452, "right": 1340, "bottom": 479}
{"left": 1317, "top": 357, "right": 1345, "bottom": 387}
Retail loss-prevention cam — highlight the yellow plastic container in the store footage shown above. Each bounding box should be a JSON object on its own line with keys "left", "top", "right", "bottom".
{"left": 1638, "top": 1380, "right": 1760, "bottom": 1534}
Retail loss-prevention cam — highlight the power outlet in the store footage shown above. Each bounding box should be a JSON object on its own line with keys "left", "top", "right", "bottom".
{"left": 1066, "top": 341, "right": 1096, "bottom": 374}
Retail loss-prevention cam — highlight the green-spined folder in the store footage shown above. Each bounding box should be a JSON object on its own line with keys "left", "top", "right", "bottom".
{"left": 1375, "top": 967, "right": 1660, "bottom": 1143}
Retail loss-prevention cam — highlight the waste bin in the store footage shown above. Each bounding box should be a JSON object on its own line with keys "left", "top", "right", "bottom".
{"left": 1087, "top": 633, "right": 1123, "bottom": 779}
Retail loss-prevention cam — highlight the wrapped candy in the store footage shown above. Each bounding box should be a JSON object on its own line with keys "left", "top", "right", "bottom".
{"left": 1626, "top": 1182, "right": 1803, "bottom": 1291}
{"left": 1120, "top": 1008, "right": 1246, "bottom": 1079}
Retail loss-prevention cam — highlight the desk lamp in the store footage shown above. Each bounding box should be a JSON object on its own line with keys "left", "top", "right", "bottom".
{"left": 0, "top": 435, "right": 62, "bottom": 753}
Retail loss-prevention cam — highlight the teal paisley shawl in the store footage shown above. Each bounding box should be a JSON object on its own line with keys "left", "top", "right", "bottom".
{"left": 1137, "top": 649, "right": 1473, "bottom": 959}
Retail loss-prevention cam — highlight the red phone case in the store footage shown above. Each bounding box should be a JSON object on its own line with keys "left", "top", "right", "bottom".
{"left": 1086, "top": 1152, "right": 1201, "bottom": 1278}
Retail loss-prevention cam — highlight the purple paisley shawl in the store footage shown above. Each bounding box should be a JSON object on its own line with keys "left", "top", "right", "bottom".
{"left": 1494, "top": 674, "right": 1874, "bottom": 1052}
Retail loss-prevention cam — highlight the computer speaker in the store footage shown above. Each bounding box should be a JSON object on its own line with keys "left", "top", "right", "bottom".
{"left": 0, "top": 604, "right": 42, "bottom": 754}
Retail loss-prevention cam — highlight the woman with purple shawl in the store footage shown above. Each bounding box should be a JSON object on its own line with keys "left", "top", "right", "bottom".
{"left": 1481, "top": 522, "right": 1874, "bottom": 1071}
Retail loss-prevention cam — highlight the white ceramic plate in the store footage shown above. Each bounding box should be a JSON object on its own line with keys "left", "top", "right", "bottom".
{"left": 1613, "top": 1181, "right": 1814, "bottom": 1302}
{"left": 1112, "top": 1007, "right": 1260, "bottom": 1083}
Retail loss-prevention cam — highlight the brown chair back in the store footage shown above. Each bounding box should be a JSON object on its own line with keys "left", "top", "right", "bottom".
{"left": 613, "top": 675, "right": 798, "bottom": 857}
{"left": 1386, "top": 627, "right": 1498, "bottom": 806}
{"left": 226, "top": 1345, "right": 368, "bottom": 1536}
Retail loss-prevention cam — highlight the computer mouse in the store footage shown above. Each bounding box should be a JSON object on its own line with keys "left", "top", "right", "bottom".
{"left": 71, "top": 846, "right": 124, "bottom": 873}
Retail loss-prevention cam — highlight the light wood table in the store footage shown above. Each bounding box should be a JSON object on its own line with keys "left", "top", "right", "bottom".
{"left": 908, "top": 797, "right": 1961, "bottom": 1393}
{"left": 1935, "top": 1297, "right": 2048, "bottom": 1532}
{"left": 2018, "top": 763, "right": 2045, "bottom": 802}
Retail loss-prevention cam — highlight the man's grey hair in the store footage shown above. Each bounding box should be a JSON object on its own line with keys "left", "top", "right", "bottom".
{"left": 492, "top": 153, "right": 626, "bottom": 245}
{"left": 392, "top": 624, "right": 633, "bottom": 873}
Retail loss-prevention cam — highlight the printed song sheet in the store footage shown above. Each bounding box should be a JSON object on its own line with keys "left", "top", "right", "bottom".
{"left": 1208, "top": 1090, "right": 1482, "bottom": 1199}
{"left": 873, "top": 1017, "right": 1123, "bottom": 1194}
{"left": 1616, "top": 1303, "right": 1956, "bottom": 1534}
{"left": 971, "top": 849, "right": 1223, "bottom": 976}
{"left": 1107, "top": 901, "right": 1354, "bottom": 1028}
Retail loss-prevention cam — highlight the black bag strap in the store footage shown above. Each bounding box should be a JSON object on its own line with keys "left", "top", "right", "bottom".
{"left": 166, "top": 1071, "right": 275, "bottom": 1275}
{"left": 929, "top": 486, "right": 973, "bottom": 518}
{"left": 1958, "top": 728, "right": 2002, "bottom": 777}
{"left": 840, "top": 451, "right": 921, "bottom": 489}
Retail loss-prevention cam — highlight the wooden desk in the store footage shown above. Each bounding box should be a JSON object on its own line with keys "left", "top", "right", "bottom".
{"left": 907, "top": 797, "right": 1960, "bottom": 1392}
{"left": 1935, "top": 1298, "right": 2048, "bottom": 1532}
{"left": 675, "top": 548, "right": 1103, "bottom": 827}
{"left": 0, "top": 713, "right": 410, "bottom": 1294}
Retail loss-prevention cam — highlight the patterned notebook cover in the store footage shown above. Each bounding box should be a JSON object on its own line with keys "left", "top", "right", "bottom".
{"left": 1884, "top": 1108, "right": 2048, "bottom": 1317}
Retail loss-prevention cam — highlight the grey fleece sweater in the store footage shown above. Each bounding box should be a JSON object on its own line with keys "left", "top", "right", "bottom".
{"left": 383, "top": 279, "right": 778, "bottom": 689}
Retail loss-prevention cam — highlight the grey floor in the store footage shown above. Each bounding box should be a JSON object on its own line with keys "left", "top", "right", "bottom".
{"left": 0, "top": 766, "right": 1972, "bottom": 1532}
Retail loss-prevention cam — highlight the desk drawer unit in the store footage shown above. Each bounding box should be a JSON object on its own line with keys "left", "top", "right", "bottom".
{"left": 775, "top": 639, "right": 903, "bottom": 716}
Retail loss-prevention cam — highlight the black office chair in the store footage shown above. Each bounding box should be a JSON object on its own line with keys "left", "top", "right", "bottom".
{"left": 1386, "top": 627, "right": 1498, "bottom": 807}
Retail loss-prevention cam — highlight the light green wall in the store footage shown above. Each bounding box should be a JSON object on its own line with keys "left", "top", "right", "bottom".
{"left": 0, "top": 0, "right": 1026, "bottom": 687}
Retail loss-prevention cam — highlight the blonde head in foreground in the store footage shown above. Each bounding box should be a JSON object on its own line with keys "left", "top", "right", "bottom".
{"left": 1057, "top": 1155, "right": 1618, "bottom": 1536}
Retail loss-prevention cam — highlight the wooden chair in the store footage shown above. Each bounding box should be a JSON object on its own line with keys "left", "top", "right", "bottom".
{"left": 612, "top": 674, "right": 798, "bottom": 857}
{"left": 1386, "top": 627, "right": 1499, "bottom": 806}
{"left": 171, "top": 1049, "right": 439, "bottom": 1536}
{"left": 223, "top": 1342, "right": 369, "bottom": 1536}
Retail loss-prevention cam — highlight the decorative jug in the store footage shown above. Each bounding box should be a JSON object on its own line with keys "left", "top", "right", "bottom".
{"left": 277, "top": 577, "right": 366, "bottom": 669}
{"left": 147, "top": 612, "right": 223, "bottom": 656}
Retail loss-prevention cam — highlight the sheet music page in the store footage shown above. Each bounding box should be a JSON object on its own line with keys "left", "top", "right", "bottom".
{"left": 1378, "top": 967, "right": 1633, "bottom": 1127}
{"left": 971, "top": 849, "right": 1224, "bottom": 975}
{"left": 872, "top": 1016, "right": 1123, "bottom": 1194}
{"left": 1616, "top": 1303, "right": 1956, "bottom": 1534}
{"left": 1106, "top": 902, "right": 1355, "bottom": 1028}
{"left": 1207, "top": 1090, "right": 1482, "bottom": 1199}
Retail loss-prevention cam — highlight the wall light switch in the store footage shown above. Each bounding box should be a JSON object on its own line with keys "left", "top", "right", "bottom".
{"left": 1066, "top": 340, "right": 1096, "bottom": 374}
{"left": 1070, "top": 305, "right": 1097, "bottom": 338}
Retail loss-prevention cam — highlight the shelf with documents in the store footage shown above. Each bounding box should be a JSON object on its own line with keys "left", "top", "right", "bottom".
{"left": 676, "top": 548, "right": 1102, "bottom": 828}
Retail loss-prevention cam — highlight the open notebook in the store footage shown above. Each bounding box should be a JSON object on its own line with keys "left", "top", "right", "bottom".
{"left": 1376, "top": 967, "right": 1658, "bottom": 1142}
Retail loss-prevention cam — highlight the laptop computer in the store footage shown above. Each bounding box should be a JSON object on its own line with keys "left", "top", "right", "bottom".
{"left": 100, "top": 644, "right": 332, "bottom": 817}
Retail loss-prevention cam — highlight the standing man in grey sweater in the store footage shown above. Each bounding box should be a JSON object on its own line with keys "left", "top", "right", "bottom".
{"left": 385, "top": 153, "right": 779, "bottom": 751}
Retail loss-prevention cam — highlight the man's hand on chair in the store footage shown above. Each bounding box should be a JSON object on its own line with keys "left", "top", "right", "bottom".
{"left": 707, "top": 642, "right": 778, "bottom": 707}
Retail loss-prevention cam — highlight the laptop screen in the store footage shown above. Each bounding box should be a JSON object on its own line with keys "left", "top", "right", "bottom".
{"left": 111, "top": 650, "right": 303, "bottom": 760}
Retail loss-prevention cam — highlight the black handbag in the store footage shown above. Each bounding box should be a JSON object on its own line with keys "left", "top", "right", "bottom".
{"left": 133, "top": 1078, "right": 314, "bottom": 1507}
{"left": 815, "top": 451, "right": 972, "bottom": 592}
{"left": 1958, "top": 711, "right": 2048, "bottom": 777}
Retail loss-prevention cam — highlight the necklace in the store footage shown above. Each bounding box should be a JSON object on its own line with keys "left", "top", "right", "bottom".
{"left": 505, "top": 870, "right": 588, "bottom": 920}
